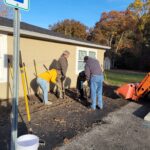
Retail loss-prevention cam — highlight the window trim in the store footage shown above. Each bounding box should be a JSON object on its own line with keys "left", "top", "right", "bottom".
{"left": 76, "top": 47, "right": 97, "bottom": 74}
{"left": 0, "top": 34, "right": 8, "bottom": 83}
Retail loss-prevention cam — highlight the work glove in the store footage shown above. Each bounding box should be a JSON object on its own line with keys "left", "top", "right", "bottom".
{"left": 83, "top": 80, "right": 88, "bottom": 87}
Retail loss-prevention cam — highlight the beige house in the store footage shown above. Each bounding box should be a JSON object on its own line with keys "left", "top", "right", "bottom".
{"left": 0, "top": 17, "right": 110, "bottom": 100}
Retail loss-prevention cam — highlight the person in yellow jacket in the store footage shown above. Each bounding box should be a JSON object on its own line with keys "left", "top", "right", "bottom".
{"left": 37, "top": 69, "right": 60, "bottom": 105}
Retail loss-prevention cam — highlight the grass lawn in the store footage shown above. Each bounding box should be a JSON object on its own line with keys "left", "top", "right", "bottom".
{"left": 104, "top": 69, "right": 146, "bottom": 86}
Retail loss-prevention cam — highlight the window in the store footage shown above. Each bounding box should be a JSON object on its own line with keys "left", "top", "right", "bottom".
{"left": 0, "top": 35, "right": 7, "bottom": 83}
{"left": 76, "top": 47, "right": 97, "bottom": 74}
{"left": 78, "top": 50, "right": 87, "bottom": 71}
{"left": 89, "top": 51, "right": 96, "bottom": 58}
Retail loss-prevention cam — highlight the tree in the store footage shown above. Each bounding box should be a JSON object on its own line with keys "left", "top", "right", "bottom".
{"left": 128, "top": 0, "right": 144, "bottom": 17}
{"left": 87, "top": 28, "right": 108, "bottom": 45}
{"left": 143, "top": 0, "right": 150, "bottom": 14}
{"left": 92, "top": 10, "right": 137, "bottom": 52}
{"left": 49, "top": 19, "right": 88, "bottom": 40}
{"left": 0, "top": 0, "right": 13, "bottom": 18}
{"left": 128, "top": 0, "right": 148, "bottom": 34}
{"left": 144, "top": 15, "right": 150, "bottom": 45}
{"left": 87, "top": 0, "right": 150, "bottom": 70}
{"left": 128, "top": 0, "right": 150, "bottom": 54}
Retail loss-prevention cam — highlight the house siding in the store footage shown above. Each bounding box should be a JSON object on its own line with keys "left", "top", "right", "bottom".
{"left": 0, "top": 34, "right": 105, "bottom": 99}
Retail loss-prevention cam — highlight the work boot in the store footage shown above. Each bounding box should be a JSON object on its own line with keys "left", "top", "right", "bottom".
{"left": 97, "top": 105, "right": 104, "bottom": 110}
{"left": 45, "top": 101, "right": 52, "bottom": 105}
{"left": 59, "top": 93, "right": 64, "bottom": 99}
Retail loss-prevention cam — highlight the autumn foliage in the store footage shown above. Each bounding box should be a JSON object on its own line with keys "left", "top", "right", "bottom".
{"left": 0, "top": 0, "right": 150, "bottom": 70}
{"left": 91, "top": 10, "right": 137, "bottom": 50}
{"left": 49, "top": 19, "right": 87, "bottom": 40}
{"left": 49, "top": 0, "right": 150, "bottom": 71}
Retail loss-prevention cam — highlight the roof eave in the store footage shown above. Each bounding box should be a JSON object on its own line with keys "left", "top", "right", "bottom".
{"left": 0, "top": 25, "right": 111, "bottom": 50}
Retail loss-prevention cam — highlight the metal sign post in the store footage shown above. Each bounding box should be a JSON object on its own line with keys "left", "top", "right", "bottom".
{"left": 11, "top": 7, "right": 20, "bottom": 150}
{"left": 3, "top": 1, "right": 29, "bottom": 150}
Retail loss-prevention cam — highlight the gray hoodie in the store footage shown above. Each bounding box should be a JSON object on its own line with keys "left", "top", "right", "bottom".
{"left": 84, "top": 57, "right": 102, "bottom": 80}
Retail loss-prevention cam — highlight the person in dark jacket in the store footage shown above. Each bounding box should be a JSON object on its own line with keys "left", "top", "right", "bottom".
{"left": 76, "top": 71, "right": 86, "bottom": 99}
{"left": 76, "top": 71, "right": 90, "bottom": 101}
{"left": 84, "top": 56, "right": 104, "bottom": 110}
{"left": 57, "top": 50, "right": 70, "bottom": 98}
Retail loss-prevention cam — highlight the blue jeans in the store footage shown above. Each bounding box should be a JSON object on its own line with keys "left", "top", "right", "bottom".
{"left": 37, "top": 78, "right": 48, "bottom": 104}
{"left": 90, "top": 75, "right": 103, "bottom": 110}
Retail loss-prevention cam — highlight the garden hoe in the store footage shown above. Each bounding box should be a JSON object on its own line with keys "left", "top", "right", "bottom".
{"left": 61, "top": 78, "right": 65, "bottom": 99}
{"left": 33, "top": 59, "right": 38, "bottom": 77}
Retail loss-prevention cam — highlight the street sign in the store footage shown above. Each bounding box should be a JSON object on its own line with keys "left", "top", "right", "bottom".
{"left": 15, "top": 0, "right": 24, "bottom": 3}
{"left": 4, "top": 0, "right": 29, "bottom": 10}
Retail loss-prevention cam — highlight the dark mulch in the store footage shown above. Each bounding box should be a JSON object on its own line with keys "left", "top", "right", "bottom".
{"left": 0, "top": 84, "right": 128, "bottom": 150}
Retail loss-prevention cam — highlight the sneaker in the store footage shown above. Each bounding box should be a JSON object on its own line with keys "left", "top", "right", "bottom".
{"left": 87, "top": 105, "right": 96, "bottom": 111}
{"left": 45, "top": 101, "right": 52, "bottom": 105}
{"left": 88, "top": 108, "right": 96, "bottom": 112}
{"left": 59, "top": 96, "right": 64, "bottom": 99}
{"left": 97, "top": 105, "right": 103, "bottom": 110}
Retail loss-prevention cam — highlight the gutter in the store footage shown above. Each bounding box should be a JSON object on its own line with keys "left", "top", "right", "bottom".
{"left": 0, "top": 25, "right": 111, "bottom": 50}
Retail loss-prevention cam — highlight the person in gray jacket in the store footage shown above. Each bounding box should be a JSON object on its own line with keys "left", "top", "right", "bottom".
{"left": 57, "top": 50, "right": 70, "bottom": 98}
{"left": 84, "top": 56, "right": 104, "bottom": 110}
{"left": 57, "top": 50, "right": 70, "bottom": 79}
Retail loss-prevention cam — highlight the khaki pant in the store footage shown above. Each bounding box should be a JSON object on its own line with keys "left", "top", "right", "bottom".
{"left": 53, "top": 75, "right": 64, "bottom": 98}
{"left": 83, "top": 81, "right": 90, "bottom": 99}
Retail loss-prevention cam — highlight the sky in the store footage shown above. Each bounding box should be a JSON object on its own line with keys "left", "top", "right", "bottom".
{"left": 20, "top": 0, "right": 134, "bottom": 29}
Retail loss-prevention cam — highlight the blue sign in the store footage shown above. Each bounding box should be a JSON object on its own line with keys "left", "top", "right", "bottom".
{"left": 5, "top": 0, "right": 29, "bottom": 10}
{"left": 14, "top": 0, "right": 24, "bottom": 3}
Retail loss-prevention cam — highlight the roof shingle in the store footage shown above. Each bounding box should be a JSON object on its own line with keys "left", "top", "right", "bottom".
{"left": 0, "top": 17, "right": 110, "bottom": 49}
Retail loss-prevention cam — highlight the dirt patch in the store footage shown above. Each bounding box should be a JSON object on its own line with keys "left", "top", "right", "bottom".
{"left": 0, "top": 85, "right": 128, "bottom": 150}
{"left": 58, "top": 102, "right": 150, "bottom": 150}
{"left": 103, "top": 83, "right": 119, "bottom": 99}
